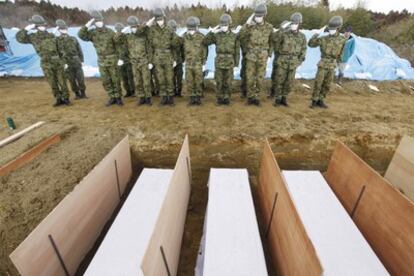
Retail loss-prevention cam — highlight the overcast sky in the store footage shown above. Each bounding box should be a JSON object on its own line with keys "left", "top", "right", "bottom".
{"left": 42, "top": 0, "right": 414, "bottom": 13}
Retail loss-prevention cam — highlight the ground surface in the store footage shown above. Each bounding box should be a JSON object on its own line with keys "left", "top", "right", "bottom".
{"left": 1, "top": 78, "right": 414, "bottom": 275}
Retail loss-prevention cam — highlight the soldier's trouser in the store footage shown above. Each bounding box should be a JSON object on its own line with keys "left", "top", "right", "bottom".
{"left": 240, "top": 53, "right": 247, "bottom": 95}
{"left": 119, "top": 62, "right": 135, "bottom": 94}
{"left": 153, "top": 62, "right": 174, "bottom": 97}
{"left": 312, "top": 66, "right": 335, "bottom": 101}
{"left": 246, "top": 56, "right": 267, "bottom": 100}
{"left": 270, "top": 57, "right": 279, "bottom": 94}
{"left": 66, "top": 63, "right": 86, "bottom": 94}
{"left": 99, "top": 64, "right": 121, "bottom": 98}
{"left": 173, "top": 63, "right": 183, "bottom": 94}
{"left": 132, "top": 62, "right": 152, "bottom": 98}
{"left": 150, "top": 68, "right": 159, "bottom": 95}
{"left": 42, "top": 62, "right": 69, "bottom": 100}
{"left": 185, "top": 64, "right": 203, "bottom": 97}
{"left": 215, "top": 68, "right": 233, "bottom": 99}
{"left": 275, "top": 65, "right": 297, "bottom": 100}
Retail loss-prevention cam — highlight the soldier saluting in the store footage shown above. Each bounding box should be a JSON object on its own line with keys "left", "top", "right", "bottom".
{"left": 78, "top": 11, "right": 123, "bottom": 106}
{"left": 16, "top": 15, "right": 70, "bottom": 106}
{"left": 309, "top": 16, "right": 346, "bottom": 108}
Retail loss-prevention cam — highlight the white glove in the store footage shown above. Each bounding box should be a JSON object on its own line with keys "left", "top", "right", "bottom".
{"left": 173, "top": 61, "right": 177, "bottom": 68}
{"left": 121, "top": 26, "right": 131, "bottom": 34}
{"left": 246, "top": 13, "right": 255, "bottom": 26}
{"left": 24, "top": 24, "right": 36, "bottom": 31}
{"left": 64, "top": 64, "right": 68, "bottom": 70}
{"left": 281, "top": 21, "right": 292, "bottom": 30}
{"left": 211, "top": 25, "right": 221, "bottom": 34}
{"left": 148, "top": 63, "right": 153, "bottom": 70}
{"left": 53, "top": 27, "right": 60, "bottom": 35}
{"left": 146, "top": 17, "right": 155, "bottom": 27}
{"left": 202, "top": 64, "right": 206, "bottom": 71}
{"left": 233, "top": 25, "right": 242, "bottom": 33}
{"left": 85, "top": 18, "right": 95, "bottom": 28}
{"left": 317, "top": 25, "right": 327, "bottom": 35}
{"left": 117, "top": 59, "right": 124, "bottom": 66}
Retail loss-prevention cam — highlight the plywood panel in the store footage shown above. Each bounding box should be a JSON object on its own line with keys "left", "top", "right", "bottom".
{"left": 202, "top": 169, "right": 268, "bottom": 276}
{"left": 84, "top": 169, "right": 174, "bottom": 276}
{"left": 385, "top": 135, "right": 414, "bottom": 202}
{"left": 283, "top": 171, "right": 388, "bottom": 276}
{"left": 326, "top": 141, "right": 414, "bottom": 275}
{"left": 257, "top": 139, "right": 322, "bottom": 276}
{"left": 141, "top": 135, "right": 191, "bottom": 276}
{"left": 10, "top": 136, "right": 132, "bottom": 276}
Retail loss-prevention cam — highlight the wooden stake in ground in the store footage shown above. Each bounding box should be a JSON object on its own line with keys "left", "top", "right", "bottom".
{"left": 0, "top": 134, "right": 60, "bottom": 177}
{"left": 0, "top": 121, "right": 45, "bottom": 148}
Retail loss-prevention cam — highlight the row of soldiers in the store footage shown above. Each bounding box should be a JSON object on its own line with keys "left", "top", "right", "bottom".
{"left": 16, "top": 3, "right": 347, "bottom": 108}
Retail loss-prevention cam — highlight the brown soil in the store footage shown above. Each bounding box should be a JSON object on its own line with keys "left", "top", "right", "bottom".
{"left": 0, "top": 77, "right": 414, "bottom": 276}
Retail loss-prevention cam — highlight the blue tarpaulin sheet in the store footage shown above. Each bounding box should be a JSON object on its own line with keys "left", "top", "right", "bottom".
{"left": 1, "top": 27, "right": 413, "bottom": 80}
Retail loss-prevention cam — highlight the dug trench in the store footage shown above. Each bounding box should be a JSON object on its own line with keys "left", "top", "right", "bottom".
{"left": 0, "top": 78, "right": 413, "bottom": 275}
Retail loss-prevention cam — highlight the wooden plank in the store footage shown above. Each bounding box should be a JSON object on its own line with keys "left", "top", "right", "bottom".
{"left": 257, "top": 139, "right": 322, "bottom": 276}
{"left": 325, "top": 141, "right": 414, "bottom": 275}
{"left": 84, "top": 168, "right": 174, "bottom": 276}
{"left": 141, "top": 135, "right": 191, "bottom": 276}
{"left": 9, "top": 136, "right": 132, "bottom": 276}
{"left": 0, "top": 134, "right": 61, "bottom": 177}
{"left": 385, "top": 135, "right": 414, "bottom": 202}
{"left": 202, "top": 169, "right": 268, "bottom": 276}
{"left": 283, "top": 171, "right": 388, "bottom": 275}
{"left": 0, "top": 121, "right": 44, "bottom": 148}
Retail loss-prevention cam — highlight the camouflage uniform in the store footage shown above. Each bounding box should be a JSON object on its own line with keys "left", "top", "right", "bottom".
{"left": 16, "top": 29, "right": 69, "bottom": 101}
{"left": 173, "top": 33, "right": 184, "bottom": 96}
{"left": 238, "top": 28, "right": 249, "bottom": 97}
{"left": 241, "top": 22, "right": 273, "bottom": 101}
{"left": 125, "top": 27, "right": 153, "bottom": 100}
{"left": 114, "top": 31, "right": 135, "bottom": 96}
{"left": 78, "top": 26, "right": 121, "bottom": 99}
{"left": 273, "top": 30, "right": 307, "bottom": 102}
{"left": 204, "top": 30, "right": 240, "bottom": 101}
{"left": 308, "top": 33, "right": 346, "bottom": 102}
{"left": 148, "top": 25, "right": 178, "bottom": 98}
{"left": 270, "top": 29, "right": 283, "bottom": 97}
{"left": 183, "top": 31, "right": 207, "bottom": 98}
{"left": 56, "top": 33, "right": 86, "bottom": 98}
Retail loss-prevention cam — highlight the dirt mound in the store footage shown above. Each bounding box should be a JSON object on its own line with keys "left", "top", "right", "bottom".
{"left": 0, "top": 77, "right": 414, "bottom": 275}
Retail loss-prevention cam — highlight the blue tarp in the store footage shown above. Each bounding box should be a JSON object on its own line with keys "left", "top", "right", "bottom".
{"left": 1, "top": 27, "right": 413, "bottom": 80}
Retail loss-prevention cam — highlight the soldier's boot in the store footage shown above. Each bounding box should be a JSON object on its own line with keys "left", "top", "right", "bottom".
{"left": 116, "top": 97, "right": 124, "bottom": 106}
{"left": 310, "top": 100, "right": 318, "bottom": 109}
{"left": 61, "top": 98, "right": 72, "bottom": 106}
{"left": 247, "top": 97, "right": 255, "bottom": 105}
{"left": 160, "top": 96, "right": 168, "bottom": 106}
{"left": 196, "top": 96, "right": 202, "bottom": 105}
{"left": 53, "top": 98, "right": 63, "bottom": 107}
{"left": 168, "top": 96, "right": 175, "bottom": 106}
{"left": 106, "top": 98, "right": 117, "bottom": 107}
{"left": 216, "top": 98, "right": 223, "bottom": 106}
{"left": 273, "top": 98, "right": 283, "bottom": 107}
{"left": 80, "top": 89, "right": 88, "bottom": 99}
{"left": 74, "top": 91, "right": 82, "bottom": 100}
{"left": 138, "top": 97, "right": 146, "bottom": 105}
{"left": 125, "top": 90, "right": 135, "bottom": 98}
{"left": 223, "top": 98, "right": 230, "bottom": 105}
{"left": 253, "top": 99, "right": 261, "bottom": 107}
{"left": 281, "top": 96, "right": 289, "bottom": 107}
{"left": 188, "top": 96, "right": 195, "bottom": 106}
{"left": 318, "top": 99, "right": 328, "bottom": 109}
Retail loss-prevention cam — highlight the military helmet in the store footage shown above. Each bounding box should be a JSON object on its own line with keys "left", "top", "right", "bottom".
{"left": 328, "top": 15, "right": 343, "bottom": 30}
{"left": 195, "top": 17, "right": 201, "bottom": 26}
{"left": 55, "top": 19, "right": 67, "bottom": 29}
{"left": 167, "top": 20, "right": 178, "bottom": 30}
{"left": 290, "top": 12, "right": 303, "bottom": 24}
{"left": 254, "top": 3, "right": 267, "bottom": 17}
{"left": 30, "top": 14, "right": 46, "bottom": 26}
{"left": 152, "top": 8, "right": 166, "bottom": 19}
{"left": 186, "top": 16, "right": 198, "bottom": 30}
{"left": 114, "top": 22, "right": 124, "bottom": 32}
{"left": 127, "top": 16, "right": 140, "bottom": 26}
{"left": 219, "top": 14, "right": 232, "bottom": 26}
{"left": 90, "top": 10, "right": 104, "bottom": 21}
